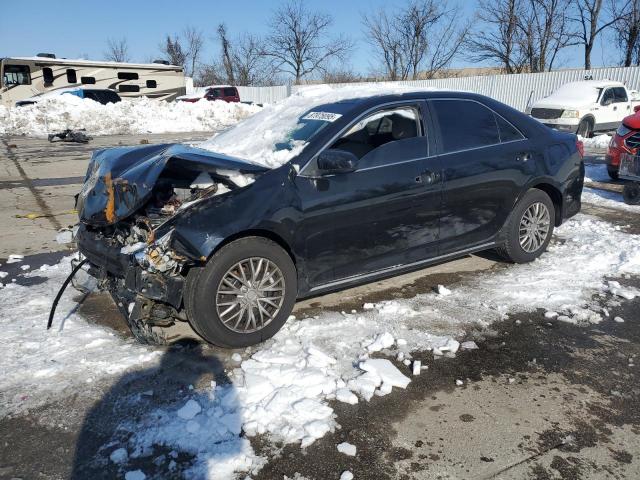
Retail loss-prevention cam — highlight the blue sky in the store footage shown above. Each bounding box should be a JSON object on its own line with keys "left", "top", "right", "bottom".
{"left": 1, "top": 0, "right": 617, "bottom": 77}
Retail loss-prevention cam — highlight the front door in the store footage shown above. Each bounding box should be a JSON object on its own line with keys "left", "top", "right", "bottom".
{"left": 295, "top": 102, "right": 442, "bottom": 288}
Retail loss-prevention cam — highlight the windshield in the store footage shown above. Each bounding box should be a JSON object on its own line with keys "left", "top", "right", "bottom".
{"left": 200, "top": 84, "right": 430, "bottom": 169}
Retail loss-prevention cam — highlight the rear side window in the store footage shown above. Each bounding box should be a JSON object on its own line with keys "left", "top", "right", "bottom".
{"left": 42, "top": 67, "right": 54, "bottom": 84}
{"left": 3, "top": 64, "right": 32, "bottom": 85}
{"left": 430, "top": 99, "right": 500, "bottom": 154}
{"left": 118, "top": 72, "right": 139, "bottom": 80}
{"left": 81, "top": 76, "right": 96, "bottom": 84}
{"left": 495, "top": 114, "right": 524, "bottom": 142}
{"left": 146, "top": 80, "right": 157, "bottom": 88}
{"left": 119, "top": 84, "right": 140, "bottom": 93}
{"left": 601, "top": 88, "right": 615, "bottom": 105}
{"left": 66, "top": 69, "right": 77, "bottom": 83}
{"left": 207, "top": 88, "right": 222, "bottom": 97}
{"left": 224, "top": 87, "right": 237, "bottom": 96}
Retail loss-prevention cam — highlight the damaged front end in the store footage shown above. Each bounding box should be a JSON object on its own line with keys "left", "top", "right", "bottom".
{"left": 74, "top": 143, "right": 268, "bottom": 343}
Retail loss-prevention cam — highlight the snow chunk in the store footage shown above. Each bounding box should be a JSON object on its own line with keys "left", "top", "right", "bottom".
{"left": 456, "top": 379, "right": 464, "bottom": 386}
{"left": 125, "top": 470, "right": 146, "bottom": 480}
{"left": 55, "top": 230, "right": 73, "bottom": 244}
{"left": 436, "top": 284, "right": 452, "bottom": 296}
{"left": 109, "top": 447, "right": 128, "bottom": 464}
{"left": 120, "top": 242, "right": 147, "bottom": 255}
{"left": 6, "top": 254, "right": 23, "bottom": 264}
{"left": 359, "top": 359, "right": 411, "bottom": 389}
{"left": 340, "top": 471, "right": 354, "bottom": 480}
{"left": 177, "top": 399, "right": 202, "bottom": 420}
{"left": 412, "top": 360, "right": 422, "bottom": 376}
{"left": 366, "top": 332, "right": 395, "bottom": 352}
{"left": 460, "top": 341, "right": 478, "bottom": 350}
{"left": 337, "top": 442, "right": 357, "bottom": 456}
{"left": 231, "top": 353, "right": 243, "bottom": 362}
{"left": 614, "top": 316, "right": 625, "bottom": 323}
{"left": 336, "top": 388, "right": 358, "bottom": 405}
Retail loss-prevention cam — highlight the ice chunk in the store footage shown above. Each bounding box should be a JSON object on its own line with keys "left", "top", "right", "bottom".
{"left": 109, "top": 447, "right": 128, "bottom": 464}
{"left": 120, "top": 242, "right": 147, "bottom": 255}
{"left": 55, "top": 230, "right": 73, "bottom": 244}
{"left": 360, "top": 359, "right": 411, "bottom": 389}
{"left": 0, "top": 272, "right": 7, "bottom": 279}
{"left": 433, "top": 338, "right": 460, "bottom": 356}
{"left": 412, "top": 360, "right": 421, "bottom": 376}
{"left": 363, "top": 302, "right": 375, "bottom": 309}
{"left": 460, "top": 341, "right": 478, "bottom": 350}
{"left": 436, "top": 284, "right": 452, "bottom": 296}
{"left": 614, "top": 316, "right": 625, "bottom": 323}
{"left": 366, "top": 332, "right": 395, "bottom": 352}
{"left": 125, "top": 470, "right": 146, "bottom": 480}
{"left": 336, "top": 388, "right": 358, "bottom": 405}
{"left": 340, "top": 471, "right": 354, "bottom": 480}
{"left": 231, "top": 353, "right": 242, "bottom": 362}
{"left": 6, "top": 254, "right": 23, "bottom": 264}
{"left": 456, "top": 379, "right": 464, "bottom": 386}
{"left": 544, "top": 311, "right": 558, "bottom": 319}
{"left": 186, "top": 420, "right": 200, "bottom": 433}
{"left": 20, "top": 265, "right": 30, "bottom": 271}
{"left": 337, "top": 442, "right": 357, "bottom": 456}
{"left": 189, "top": 171, "right": 214, "bottom": 189}
{"left": 177, "top": 399, "right": 201, "bottom": 420}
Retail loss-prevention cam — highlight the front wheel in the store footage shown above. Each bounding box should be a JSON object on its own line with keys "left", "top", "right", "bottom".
{"left": 576, "top": 118, "right": 592, "bottom": 138}
{"left": 497, "top": 189, "right": 555, "bottom": 263}
{"left": 185, "top": 237, "right": 297, "bottom": 348}
{"left": 623, "top": 183, "right": 640, "bottom": 205}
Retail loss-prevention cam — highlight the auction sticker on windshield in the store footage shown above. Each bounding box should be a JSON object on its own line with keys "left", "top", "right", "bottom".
{"left": 302, "top": 112, "right": 342, "bottom": 122}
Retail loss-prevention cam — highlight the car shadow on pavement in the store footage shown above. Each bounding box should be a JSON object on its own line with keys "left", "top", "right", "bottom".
{"left": 70, "top": 339, "right": 242, "bottom": 479}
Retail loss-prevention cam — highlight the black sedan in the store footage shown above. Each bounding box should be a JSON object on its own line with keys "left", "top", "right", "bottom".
{"left": 75, "top": 89, "right": 585, "bottom": 347}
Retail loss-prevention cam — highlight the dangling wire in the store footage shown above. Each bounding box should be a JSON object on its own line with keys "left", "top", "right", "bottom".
{"left": 47, "top": 258, "right": 89, "bottom": 330}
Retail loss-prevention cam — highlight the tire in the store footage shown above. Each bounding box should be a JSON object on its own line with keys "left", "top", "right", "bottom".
{"left": 576, "top": 118, "right": 593, "bottom": 138}
{"left": 607, "top": 167, "right": 619, "bottom": 180}
{"left": 623, "top": 183, "right": 640, "bottom": 205}
{"left": 496, "top": 189, "right": 556, "bottom": 264}
{"left": 185, "top": 236, "right": 297, "bottom": 348}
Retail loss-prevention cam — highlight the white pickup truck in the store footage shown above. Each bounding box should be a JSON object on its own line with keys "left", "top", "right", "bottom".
{"left": 528, "top": 80, "right": 640, "bottom": 137}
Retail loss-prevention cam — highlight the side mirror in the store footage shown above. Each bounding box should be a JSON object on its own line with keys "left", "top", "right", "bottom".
{"left": 317, "top": 149, "right": 357, "bottom": 174}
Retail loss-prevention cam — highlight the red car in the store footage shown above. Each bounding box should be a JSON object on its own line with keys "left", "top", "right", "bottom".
{"left": 607, "top": 105, "right": 640, "bottom": 179}
{"left": 179, "top": 85, "right": 240, "bottom": 103}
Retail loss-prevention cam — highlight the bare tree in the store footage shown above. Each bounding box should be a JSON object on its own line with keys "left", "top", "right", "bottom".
{"left": 183, "top": 26, "right": 205, "bottom": 77}
{"left": 520, "top": 0, "right": 577, "bottom": 72}
{"left": 364, "top": 1, "right": 468, "bottom": 81}
{"left": 263, "top": 0, "right": 353, "bottom": 83}
{"left": 612, "top": 0, "right": 640, "bottom": 66}
{"left": 105, "top": 37, "right": 130, "bottom": 63}
{"left": 465, "top": 0, "right": 528, "bottom": 73}
{"left": 571, "top": 0, "right": 625, "bottom": 69}
{"left": 198, "top": 25, "right": 278, "bottom": 86}
{"left": 160, "top": 35, "right": 187, "bottom": 69}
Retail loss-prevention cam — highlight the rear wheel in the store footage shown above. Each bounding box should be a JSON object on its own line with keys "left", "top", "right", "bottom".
{"left": 623, "top": 183, "right": 640, "bottom": 205}
{"left": 497, "top": 189, "right": 555, "bottom": 263}
{"left": 576, "top": 118, "right": 593, "bottom": 138}
{"left": 185, "top": 237, "right": 297, "bottom": 348}
{"left": 607, "top": 167, "right": 619, "bottom": 180}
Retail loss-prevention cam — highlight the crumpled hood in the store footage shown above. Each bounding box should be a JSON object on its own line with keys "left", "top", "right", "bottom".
{"left": 78, "top": 143, "right": 269, "bottom": 226}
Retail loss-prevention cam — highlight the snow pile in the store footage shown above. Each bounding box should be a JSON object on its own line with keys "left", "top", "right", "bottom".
{"left": 0, "top": 256, "right": 160, "bottom": 416}
{"left": 0, "top": 96, "right": 261, "bottom": 137}
{"left": 201, "top": 84, "right": 438, "bottom": 168}
{"left": 583, "top": 187, "right": 640, "bottom": 212}
{"left": 579, "top": 134, "right": 611, "bottom": 150}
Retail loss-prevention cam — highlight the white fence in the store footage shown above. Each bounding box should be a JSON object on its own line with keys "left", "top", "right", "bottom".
{"left": 236, "top": 65, "right": 640, "bottom": 111}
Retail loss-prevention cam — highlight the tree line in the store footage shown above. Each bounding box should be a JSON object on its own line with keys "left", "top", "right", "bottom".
{"left": 104, "top": 0, "right": 640, "bottom": 86}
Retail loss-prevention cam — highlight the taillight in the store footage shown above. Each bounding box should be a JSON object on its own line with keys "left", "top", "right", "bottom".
{"left": 576, "top": 139, "right": 584, "bottom": 158}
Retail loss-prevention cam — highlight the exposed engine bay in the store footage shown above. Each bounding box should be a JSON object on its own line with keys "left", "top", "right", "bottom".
{"left": 73, "top": 143, "right": 268, "bottom": 343}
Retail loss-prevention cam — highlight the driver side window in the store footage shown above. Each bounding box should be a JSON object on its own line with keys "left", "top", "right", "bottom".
{"left": 330, "top": 106, "right": 422, "bottom": 160}
{"left": 601, "top": 88, "right": 615, "bottom": 106}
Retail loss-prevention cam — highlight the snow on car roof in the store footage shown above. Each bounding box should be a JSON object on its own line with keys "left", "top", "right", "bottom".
{"left": 200, "top": 84, "right": 445, "bottom": 169}
{"left": 6, "top": 56, "right": 182, "bottom": 70}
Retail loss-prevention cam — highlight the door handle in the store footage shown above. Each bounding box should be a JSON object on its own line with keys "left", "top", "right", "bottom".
{"left": 613, "top": 106, "right": 617, "bottom": 111}
{"left": 416, "top": 170, "right": 441, "bottom": 185}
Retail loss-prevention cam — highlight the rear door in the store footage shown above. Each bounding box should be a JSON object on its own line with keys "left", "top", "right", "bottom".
{"left": 429, "top": 98, "right": 530, "bottom": 254}
{"left": 295, "top": 101, "right": 442, "bottom": 287}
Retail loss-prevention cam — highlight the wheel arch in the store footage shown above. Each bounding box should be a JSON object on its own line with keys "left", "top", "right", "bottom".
{"left": 208, "top": 228, "right": 298, "bottom": 267}
{"left": 530, "top": 182, "right": 563, "bottom": 226}
{"left": 578, "top": 114, "right": 595, "bottom": 133}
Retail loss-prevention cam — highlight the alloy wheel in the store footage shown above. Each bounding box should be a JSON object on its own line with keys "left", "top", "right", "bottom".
{"left": 518, "top": 202, "right": 551, "bottom": 253}
{"left": 215, "top": 257, "right": 286, "bottom": 333}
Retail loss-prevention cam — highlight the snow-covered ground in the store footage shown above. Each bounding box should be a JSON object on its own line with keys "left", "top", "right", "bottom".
{"left": 0, "top": 96, "right": 261, "bottom": 137}
{"left": 2, "top": 203, "right": 640, "bottom": 477}
{"left": 579, "top": 133, "right": 611, "bottom": 150}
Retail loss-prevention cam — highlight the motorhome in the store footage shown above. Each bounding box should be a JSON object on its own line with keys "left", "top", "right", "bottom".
{"left": 0, "top": 54, "right": 186, "bottom": 107}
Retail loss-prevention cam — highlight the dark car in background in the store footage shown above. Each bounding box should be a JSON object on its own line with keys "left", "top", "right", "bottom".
{"left": 178, "top": 85, "right": 240, "bottom": 103}
{"left": 75, "top": 90, "right": 584, "bottom": 348}
{"left": 15, "top": 87, "right": 121, "bottom": 107}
